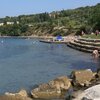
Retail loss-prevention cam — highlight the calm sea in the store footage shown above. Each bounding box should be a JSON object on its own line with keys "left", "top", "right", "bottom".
{"left": 0, "top": 37, "right": 99, "bottom": 94}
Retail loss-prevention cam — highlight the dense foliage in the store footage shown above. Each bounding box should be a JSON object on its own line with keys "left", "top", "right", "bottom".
{"left": 0, "top": 3, "right": 100, "bottom": 36}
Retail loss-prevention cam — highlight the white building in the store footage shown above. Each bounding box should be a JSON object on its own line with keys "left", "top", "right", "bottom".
{"left": 0, "top": 23, "right": 4, "bottom": 26}
{"left": 7, "top": 22, "right": 14, "bottom": 25}
{"left": 16, "top": 21, "right": 19, "bottom": 24}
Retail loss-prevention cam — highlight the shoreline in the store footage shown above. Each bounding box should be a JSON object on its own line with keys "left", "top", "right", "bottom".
{"left": 0, "top": 68, "right": 100, "bottom": 100}
{"left": 0, "top": 35, "right": 76, "bottom": 44}
{"left": 0, "top": 35, "right": 54, "bottom": 39}
{"left": 0, "top": 36, "right": 99, "bottom": 99}
{"left": 0, "top": 35, "right": 75, "bottom": 38}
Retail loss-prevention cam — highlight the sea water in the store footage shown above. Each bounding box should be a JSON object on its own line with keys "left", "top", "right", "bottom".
{"left": 0, "top": 37, "right": 99, "bottom": 94}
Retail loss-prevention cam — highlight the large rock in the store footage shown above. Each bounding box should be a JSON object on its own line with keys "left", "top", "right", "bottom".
{"left": 97, "top": 68, "right": 100, "bottom": 79}
{"left": 31, "top": 76, "right": 71, "bottom": 99}
{"left": 0, "top": 95, "right": 32, "bottom": 100}
{"left": 73, "top": 84, "right": 100, "bottom": 100}
{"left": 71, "top": 69, "right": 94, "bottom": 86}
{"left": 49, "top": 76, "right": 71, "bottom": 91}
{"left": 4, "top": 89, "right": 32, "bottom": 100}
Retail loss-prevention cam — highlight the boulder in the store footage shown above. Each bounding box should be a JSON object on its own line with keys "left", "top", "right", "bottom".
{"left": 31, "top": 76, "right": 71, "bottom": 99}
{"left": 49, "top": 76, "right": 71, "bottom": 91}
{"left": 4, "top": 89, "right": 32, "bottom": 100}
{"left": 0, "top": 95, "right": 33, "bottom": 100}
{"left": 5, "top": 89, "right": 27, "bottom": 97}
{"left": 97, "top": 68, "right": 100, "bottom": 78}
{"left": 0, "top": 95, "right": 32, "bottom": 100}
{"left": 17, "top": 89, "right": 28, "bottom": 97}
{"left": 74, "top": 84, "right": 100, "bottom": 100}
{"left": 71, "top": 69, "right": 94, "bottom": 86}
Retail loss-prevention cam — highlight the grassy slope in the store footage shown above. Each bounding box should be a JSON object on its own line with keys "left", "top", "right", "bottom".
{"left": 82, "top": 34, "right": 100, "bottom": 39}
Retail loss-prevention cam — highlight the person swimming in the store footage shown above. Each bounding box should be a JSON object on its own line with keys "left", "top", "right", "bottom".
{"left": 92, "top": 49, "right": 99, "bottom": 58}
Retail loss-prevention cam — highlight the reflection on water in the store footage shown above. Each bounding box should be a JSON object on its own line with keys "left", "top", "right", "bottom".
{"left": 92, "top": 57, "right": 100, "bottom": 69}
{"left": 0, "top": 37, "right": 99, "bottom": 94}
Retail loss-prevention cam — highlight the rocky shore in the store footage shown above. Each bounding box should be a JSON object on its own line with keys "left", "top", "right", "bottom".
{"left": 0, "top": 68, "right": 100, "bottom": 100}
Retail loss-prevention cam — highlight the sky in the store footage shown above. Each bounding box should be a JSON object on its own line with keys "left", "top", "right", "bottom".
{"left": 0, "top": 0, "right": 100, "bottom": 18}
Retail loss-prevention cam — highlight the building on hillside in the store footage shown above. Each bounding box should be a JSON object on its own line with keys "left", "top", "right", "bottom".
{"left": 49, "top": 11, "right": 60, "bottom": 18}
{"left": 6, "top": 22, "right": 14, "bottom": 25}
{"left": 16, "top": 21, "right": 19, "bottom": 24}
{"left": 28, "top": 24, "right": 33, "bottom": 27}
{"left": 0, "top": 23, "right": 4, "bottom": 26}
{"left": 0, "top": 21, "right": 19, "bottom": 26}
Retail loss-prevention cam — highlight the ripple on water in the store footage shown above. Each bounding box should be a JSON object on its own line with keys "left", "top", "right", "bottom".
{"left": 0, "top": 38, "right": 99, "bottom": 94}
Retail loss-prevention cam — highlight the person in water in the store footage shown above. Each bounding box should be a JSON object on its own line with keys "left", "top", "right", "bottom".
{"left": 92, "top": 49, "right": 99, "bottom": 58}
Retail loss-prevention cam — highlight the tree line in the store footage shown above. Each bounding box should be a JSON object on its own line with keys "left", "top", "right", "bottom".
{"left": 0, "top": 3, "right": 100, "bottom": 36}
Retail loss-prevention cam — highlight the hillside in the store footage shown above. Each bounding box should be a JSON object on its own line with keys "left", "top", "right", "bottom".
{"left": 0, "top": 3, "right": 100, "bottom": 36}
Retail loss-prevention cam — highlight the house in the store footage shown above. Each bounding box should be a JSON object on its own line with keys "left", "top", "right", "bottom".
{"left": 6, "top": 22, "right": 14, "bottom": 25}
{"left": 0, "top": 23, "right": 4, "bottom": 26}
{"left": 16, "top": 21, "right": 19, "bottom": 24}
